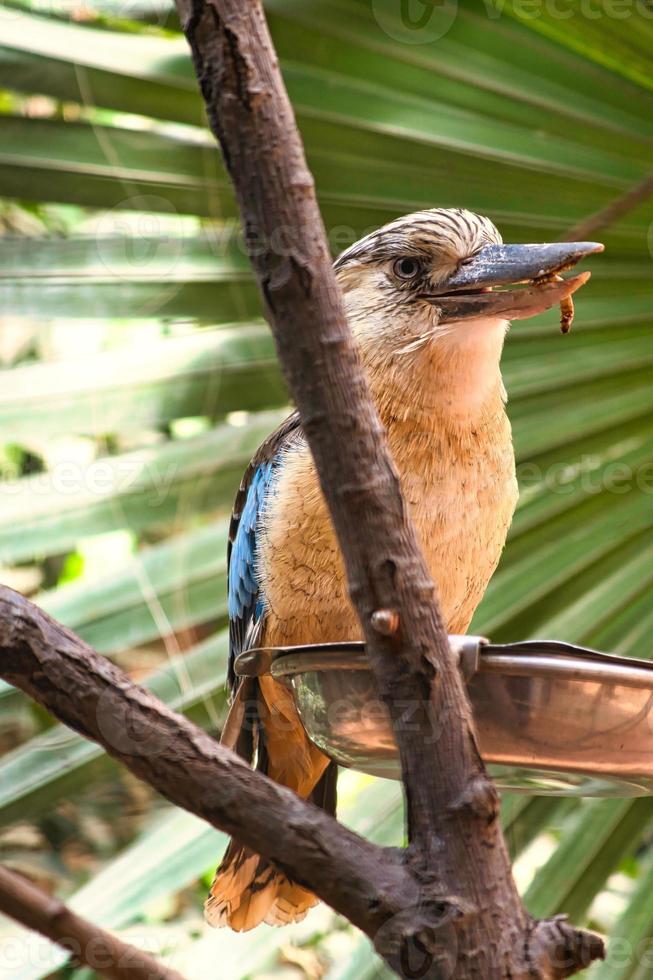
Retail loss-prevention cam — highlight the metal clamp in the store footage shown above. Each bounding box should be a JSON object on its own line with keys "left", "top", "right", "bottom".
{"left": 449, "top": 634, "right": 487, "bottom": 681}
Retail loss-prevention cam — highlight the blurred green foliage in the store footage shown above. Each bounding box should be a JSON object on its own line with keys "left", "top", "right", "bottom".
{"left": 0, "top": 0, "right": 653, "bottom": 976}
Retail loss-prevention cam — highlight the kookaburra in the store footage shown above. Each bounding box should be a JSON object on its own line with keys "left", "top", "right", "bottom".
{"left": 206, "top": 208, "right": 601, "bottom": 931}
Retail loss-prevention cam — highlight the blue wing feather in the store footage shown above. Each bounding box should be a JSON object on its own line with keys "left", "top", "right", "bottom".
{"left": 228, "top": 461, "right": 273, "bottom": 625}
{"left": 226, "top": 412, "right": 302, "bottom": 694}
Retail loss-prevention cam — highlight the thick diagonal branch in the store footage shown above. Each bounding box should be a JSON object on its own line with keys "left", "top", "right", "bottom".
{"left": 0, "top": 587, "right": 417, "bottom": 941}
{"left": 0, "top": 590, "right": 603, "bottom": 979}
{"left": 173, "top": 1, "right": 604, "bottom": 976}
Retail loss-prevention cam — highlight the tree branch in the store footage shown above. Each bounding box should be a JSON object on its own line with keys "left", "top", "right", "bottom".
{"left": 0, "top": 587, "right": 417, "bottom": 940}
{"left": 0, "top": 587, "right": 603, "bottom": 977}
{"left": 170, "top": 1, "right": 602, "bottom": 976}
{"left": 0, "top": 864, "right": 184, "bottom": 980}
{"left": 562, "top": 170, "right": 653, "bottom": 242}
{"left": 0, "top": 2, "right": 609, "bottom": 975}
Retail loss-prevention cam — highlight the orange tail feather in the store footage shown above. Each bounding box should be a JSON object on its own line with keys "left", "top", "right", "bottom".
{"left": 205, "top": 842, "right": 318, "bottom": 931}
{"left": 207, "top": 677, "right": 337, "bottom": 930}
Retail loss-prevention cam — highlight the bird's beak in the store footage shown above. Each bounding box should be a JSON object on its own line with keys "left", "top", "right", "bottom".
{"left": 424, "top": 241, "right": 604, "bottom": 322}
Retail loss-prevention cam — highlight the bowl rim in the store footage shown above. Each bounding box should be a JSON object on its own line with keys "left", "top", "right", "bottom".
{"left": 234, "top": 637, "right": 653, "bottom": 689}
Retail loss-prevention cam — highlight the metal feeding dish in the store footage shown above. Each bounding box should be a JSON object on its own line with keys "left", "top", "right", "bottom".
{"left": 234, "top": 637, "right": 653, "bottom": 797}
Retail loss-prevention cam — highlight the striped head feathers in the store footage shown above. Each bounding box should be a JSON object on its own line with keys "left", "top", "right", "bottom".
{"left": 333, "top": 208, "right": 506, "bottom": 359}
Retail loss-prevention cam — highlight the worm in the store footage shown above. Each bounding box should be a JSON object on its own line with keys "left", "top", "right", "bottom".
{"left": 555, "top": 275, "right": 575, "bottom": 333}
{"left": 534, "top": 272, "right": 575, "bottom": 333}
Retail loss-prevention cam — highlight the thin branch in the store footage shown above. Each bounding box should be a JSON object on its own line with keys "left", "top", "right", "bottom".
{"left": 562, "top": 171, "right": 653, "bottom": 242}
{"left": 0, "top": 864, "right": 184, "bottom": 980}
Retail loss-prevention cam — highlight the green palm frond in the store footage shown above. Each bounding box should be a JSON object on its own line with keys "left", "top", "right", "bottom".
{"left": 0, "top": 0, "right": 652, "bottom": 975}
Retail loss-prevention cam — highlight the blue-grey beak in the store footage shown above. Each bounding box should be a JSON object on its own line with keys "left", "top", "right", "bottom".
{"left": 427, "top": 240, "right": 604, "bottom": 322}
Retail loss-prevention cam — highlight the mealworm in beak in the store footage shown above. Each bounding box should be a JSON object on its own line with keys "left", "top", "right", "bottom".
{"left": 559, "top": 296, "right": 574, "bottom": 333}
{"left": 534, "top": 272, "right": 575, "bottom": 333}
{"left": 554, "top": 275, "right": 575, "bottom": 333}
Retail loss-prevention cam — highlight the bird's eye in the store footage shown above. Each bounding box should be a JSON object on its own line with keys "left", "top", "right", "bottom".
{"left": 392, "top": 256, "right": 422, "bottom": 281}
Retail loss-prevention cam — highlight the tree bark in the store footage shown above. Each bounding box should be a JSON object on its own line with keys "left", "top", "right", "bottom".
{"left": 0, "top": 588, "right": 603, "bottom": 977}
{"left": 0, "top": 588, "right": 416, "bottom": 941}
{"left": 168, "top": 1, "right": 605, "bottom": 976}
{"left": 0, "top": 864, "right": 184, "bottom": 980}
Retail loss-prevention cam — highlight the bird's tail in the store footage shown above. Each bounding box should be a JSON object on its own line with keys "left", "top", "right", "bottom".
{"left": 205, "top": 759, "right": 337, "bottom": 930}
{"left": 205, "top": 678, "right": 337, "bottom": 931}
{"left": 204, "top": 842, "right": 312, "bottom": 930}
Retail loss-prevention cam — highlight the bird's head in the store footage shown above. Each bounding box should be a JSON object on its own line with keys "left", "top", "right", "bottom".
{"left": 334, "top": 207, "right": 602, "bottom": 419}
